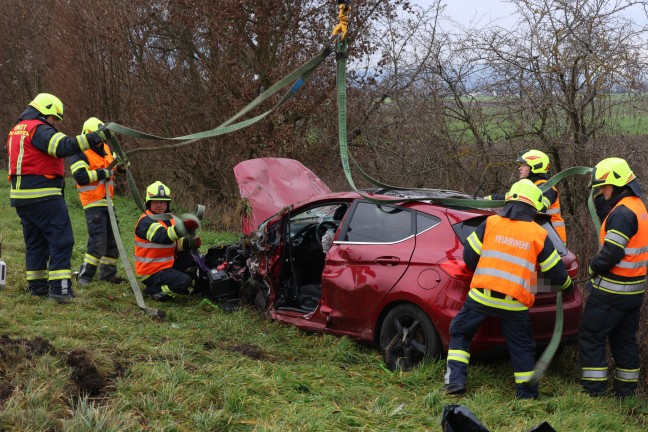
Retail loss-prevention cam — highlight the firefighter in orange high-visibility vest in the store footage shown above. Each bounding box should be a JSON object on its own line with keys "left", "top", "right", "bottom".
{"left": 580, "top": 158, "right": 647, "bottom": 398}
{"left": 445, "top": 179, "right": 573, "bottom": 399}
{"left": 134, "top": 181, "right": 201, "bottom": 301}
{"left": 70, "top": 117, "right": 127, "bottom": 285}
{"left": 486, "top": 149, "right": 567, "bottom": 244}
{"left": 6, "top": 94, "right": 112, "bottom": 303}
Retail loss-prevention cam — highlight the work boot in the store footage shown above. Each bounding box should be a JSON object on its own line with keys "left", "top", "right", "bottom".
{"left": 78, "top": 262, "right": 97, "bottom": 286}
{"left": 48, "top": 283, "right": 76, "bottom": 304}
{"left": 444, "top": 383, "right": 467, "bottom": 396}
{"left": 29, "top": 285, "right": 49, "bottom": 297}
{"left": 144, "top": 285, "right": 172, "bottom": 302}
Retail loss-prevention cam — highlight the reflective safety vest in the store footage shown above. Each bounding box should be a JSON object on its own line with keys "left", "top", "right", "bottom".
{"left": 534, "top": 179, "right": 566, "bottom": 243}
{"left": 76, "top": 145, "right": 114, "bottom": 209}
{"left": 7, "top": 119, "right": 64, "bottom": 178}
{"left": 595, "top": 196, "right": 648, "bottom": 294}
{"left": 134, "top": 211, "right": 177, "bottom": 277}
{"left": 469, "top": 215, "right": 547, "bottom": 309}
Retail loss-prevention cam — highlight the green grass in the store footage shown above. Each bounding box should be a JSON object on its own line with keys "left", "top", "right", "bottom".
{"left": 0, "top": 170, "right": 646, "bottom": 431}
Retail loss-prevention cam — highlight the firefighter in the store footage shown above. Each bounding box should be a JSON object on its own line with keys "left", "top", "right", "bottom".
{"left": 6, "top": 93, "right": 112, "bottom": 303}
{"left": 134, "top": 181, "right": 201, "bottom": 301}
{"left": 445, "top": 179, "right": 573, "bottom": 399}
{"left": 487, "top": 149, "right": 567, "bottom": 244}
{"left": 579, "top": 158, "right": 647, "bottom": 398}
{"left": 70, "top": 117, "right": 126, "bottom": 285}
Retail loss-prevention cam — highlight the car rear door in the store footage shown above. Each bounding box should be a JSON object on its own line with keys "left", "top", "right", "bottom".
{"left": 320, "top": 201, "right": 416, "bottom": 334}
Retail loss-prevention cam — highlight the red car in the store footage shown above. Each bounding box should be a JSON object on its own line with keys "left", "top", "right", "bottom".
{"left": 211, "top": 158, "right": 583, "bottom": 370}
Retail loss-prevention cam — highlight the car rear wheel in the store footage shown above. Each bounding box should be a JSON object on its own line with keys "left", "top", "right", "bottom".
{"left": 379, "top": 304, "right": 442, "bottom": 371}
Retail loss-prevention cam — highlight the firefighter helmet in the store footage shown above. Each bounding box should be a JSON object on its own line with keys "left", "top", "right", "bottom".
{"left": 81, "top": 117, "right": 104, "bottom": 134}
{"left": 29, "top": 93, "right": 64, "bottom": 121}
{"left": 591, "top": 157, "right": 643, "bottom": 196}
{"left": 145, "top": 181, "right": 172, "bottom": 203}
{"left": 516, "top": 149, "right": 550, "bottom": 174}
{"left": 505, "top": 179, "right": 544, "bottom": 212}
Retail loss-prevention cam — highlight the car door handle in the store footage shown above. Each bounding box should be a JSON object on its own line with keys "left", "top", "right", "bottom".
{"left": 376, "top": 256, "right": 400, "bottom": 266}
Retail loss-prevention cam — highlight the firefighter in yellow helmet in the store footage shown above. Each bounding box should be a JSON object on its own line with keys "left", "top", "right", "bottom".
{"left": 445, "top": 179, "right": 572, "bottom": 399}
{"left": 70, "top": 117, "right": 126, "bottom": 285}
{"left": 133, "top": 181, "right": 201, "bottom": 301}
{"left": 6, "top": 93, "right": 112, "bottom": 303}
{"left": 485, "top": 149, "right": 567, "bottom": 244}
{"left": 579, "top": 158, "right": 647, "bottom": 398}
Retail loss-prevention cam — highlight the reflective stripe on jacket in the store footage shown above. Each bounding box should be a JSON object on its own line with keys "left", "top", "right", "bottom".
{"left": 534, "top": 179, "right": 566, "bottom": 243}
{"left": 596, "top": 196, "right": 648, "bottom": 294}
{"left": 469, "top": 215, "right": 547, "bottom": 308}
{"left": 72, "top": 144, "right": 115, "bottom": 208}
{"left": 134, "top": 211, "right": 177, "bottom": 277}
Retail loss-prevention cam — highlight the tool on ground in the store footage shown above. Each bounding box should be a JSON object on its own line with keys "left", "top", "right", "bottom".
{"left": 0, "top": 243, "right": 6, "bottom": 289}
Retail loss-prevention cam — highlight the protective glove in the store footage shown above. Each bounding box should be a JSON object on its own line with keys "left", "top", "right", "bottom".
{"left": 168, "top": 222, "right": 188, "bottom": 241}
{"left": 540, "top": 196, "right": 551, "bottom": 213}
{"left": 181, "top": 214, "right": 201, "bottom": 232}
{"left": 96, "top": 124, "right": 112, "bottom": 142}
{"left": 179, "top": 236, "right": 201, "bottom": 250}
{"left": 98, "top": 168, "right": 113, "bottom": 180}
{"left": 483, "top": 195, "right": 492, "bottom": 200}
{"left": 114, "top": 163, "right": 127, "bottom": 174}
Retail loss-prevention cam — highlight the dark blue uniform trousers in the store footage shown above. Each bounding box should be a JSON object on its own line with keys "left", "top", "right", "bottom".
{"left": 445, "top": 295, "right": 538, "bottom": 399}
{"left": 79, "top": 208, "right": 119, "bottom": 281}
{"left": 142, "top": 251, "right": 195, "bottom": 301}
{"left": 579, "top": 283, "right": 643, "bottom": 396}
{"left": 16, "top": 198, "right": 74, "bottom": 296}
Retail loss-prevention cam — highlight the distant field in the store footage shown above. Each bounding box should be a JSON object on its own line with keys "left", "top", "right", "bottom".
{"left": 447, "top": 95, "right": 648, "bottom": 140}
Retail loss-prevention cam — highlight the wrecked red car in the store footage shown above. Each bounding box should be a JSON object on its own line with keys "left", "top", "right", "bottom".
{"left": 207, "top": 158, "right": 583, "bottom": 371}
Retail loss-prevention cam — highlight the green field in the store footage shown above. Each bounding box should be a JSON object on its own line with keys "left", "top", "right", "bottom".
{"left": 0, "top": 171, "right": 646, "bottom": 431}
{"left": 445, "top": 95, "right": 648, "bottom": 142}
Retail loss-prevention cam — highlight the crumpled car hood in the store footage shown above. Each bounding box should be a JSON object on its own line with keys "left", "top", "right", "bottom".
{"left": 234, "top": 158, "right": 331, "bottom": 234}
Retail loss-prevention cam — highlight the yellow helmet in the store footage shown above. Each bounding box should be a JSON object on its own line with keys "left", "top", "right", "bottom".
{"left": 29, "top": 93, "right": 64, "bottom": 121}
{"left": 591, "top": 157, "right": 642, "bottom": 196}
{"left": 516, "top": 149, "right": 550, "bottom": 174}
{"left": 81, "top": 117, "right": 104, "bottom": 134}
{"left": 505, "top": 179, "right": 544, "bottom": 212}
{"left": 145, "top": 181, "right": 172, "bottom": 203}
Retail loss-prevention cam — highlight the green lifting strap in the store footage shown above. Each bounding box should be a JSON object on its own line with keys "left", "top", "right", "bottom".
{"left": 104, "top": 42, "right": 335, "bottom": 157}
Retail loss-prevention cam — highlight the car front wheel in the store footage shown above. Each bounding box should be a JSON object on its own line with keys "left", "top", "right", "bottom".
{"left": 379, "top": 304, "right": 441, "bottom": 371}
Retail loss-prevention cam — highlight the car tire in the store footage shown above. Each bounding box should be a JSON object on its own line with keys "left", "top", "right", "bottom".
{"left": 379, "top": 304, "right": 442, "bottom": 371}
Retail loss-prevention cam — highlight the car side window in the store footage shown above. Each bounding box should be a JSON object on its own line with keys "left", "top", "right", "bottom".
{"left": 416, "top": 213, "right": 441, "bottom": 234}
{"left": 343, "top": 202, "right": 414, "bottom": 243}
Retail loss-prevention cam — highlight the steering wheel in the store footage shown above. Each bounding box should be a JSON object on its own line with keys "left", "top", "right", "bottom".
{"left": 315, "top": 221, "right": 338, "bottom": 244}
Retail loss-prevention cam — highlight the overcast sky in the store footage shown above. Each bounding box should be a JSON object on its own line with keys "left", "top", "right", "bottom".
{"left": 412, "top": 0, "right": 647, "bottom": 27}
{"left": 413, "top": 0, "right": 517, "bottom": 27}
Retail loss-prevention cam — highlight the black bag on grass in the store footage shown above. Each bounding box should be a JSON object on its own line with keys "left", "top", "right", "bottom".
{"left": 441, "top": 404, "right": 490, "bottom": 432}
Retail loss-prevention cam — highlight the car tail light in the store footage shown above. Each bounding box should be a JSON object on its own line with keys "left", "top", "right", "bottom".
{"left": 439, "top": 259, "right": 474, "bottom": 281}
